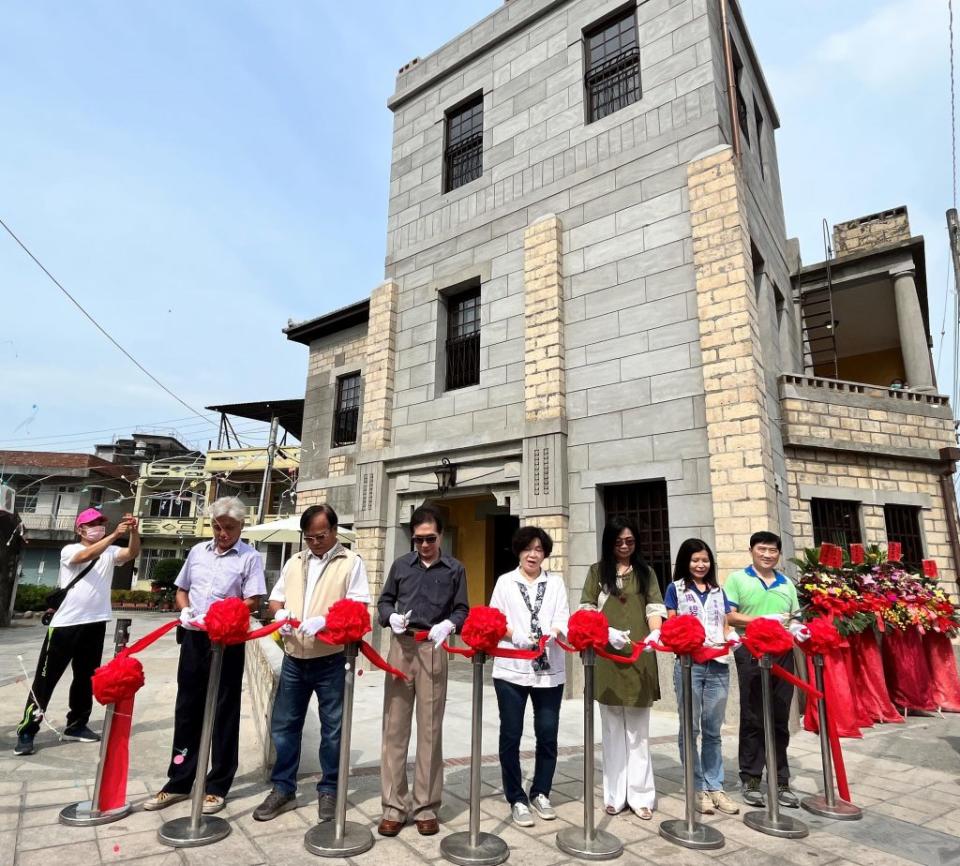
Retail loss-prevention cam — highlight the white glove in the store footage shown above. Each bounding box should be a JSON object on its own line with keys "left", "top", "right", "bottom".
{"left": 389, "top": 610, "right": 412, "bottom": 635}
{"left": 511, "top": 630, "right": 535, "bottom": 649}
{"left": 274, "top": 608, "right": 294, "bottom": 635}
{"left": 607, "top": 627, "right": 630, "bottom": 650}
{"left": 298, "top": 615, "right": 327, "bottom": 637}
{"left": 179, "top": 607, "right": 197, "bottom": 627}
{"left": 642, "top": 627, "right": 661, "bottom": 654}
{"left": 788, "top": 621, "right": 811, "bottom": 643}
{"left": 727, "top": 631, "right": 742, "bottom": 646}
{"left": 428, "top": 619, "right": 455, "bottom": 648}
{"left": 759, "top": 613, "right": 786, "bottom": 624}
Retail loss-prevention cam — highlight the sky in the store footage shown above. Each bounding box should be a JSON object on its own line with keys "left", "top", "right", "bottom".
{"left": 0, "top": 0, "right": 956, "bottom": 455}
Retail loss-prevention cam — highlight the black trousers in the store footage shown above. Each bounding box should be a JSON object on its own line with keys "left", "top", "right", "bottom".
{"left": 162, "top": 628, "right": 246, "bottom": 797}
{"left": 734, "top": 645, "right": 794, "bottom": 785}
{"left": 18, "top": 621, "right": 107, "bottom": 737}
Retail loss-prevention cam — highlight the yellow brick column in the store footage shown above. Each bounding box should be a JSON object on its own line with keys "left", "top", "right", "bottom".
{"left": 688, "top": 146, "right": 778, "bottom": 576}
{"left": 361, "top": 280, "right": 399, "bottom": 452}
{"left": 524, "top": 215, "right": 565, "bottom": 423}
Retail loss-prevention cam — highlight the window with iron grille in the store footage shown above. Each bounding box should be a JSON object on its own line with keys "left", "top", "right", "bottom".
{"left": 332, "top": 372, "right": 361, "bottom": 446}
{"left": 730, "top": 40, "right": 749, "bottom": 145}
{"left": 445, "top": 288, "right": 481, "bottom": 390}
{"left": 604, "top": 480, "right": 671, "bottom": 593}
{"left": 811, "top": 498, "right": 862, "bottom": 549}
{"left": 584, "top": 7, "right": 641, "bottom": 123}
{"left": 884, "top": 504, "right": 924, "bottom": 568}
{"left": 444, "top": 95, "right": 483, "bottom": 192}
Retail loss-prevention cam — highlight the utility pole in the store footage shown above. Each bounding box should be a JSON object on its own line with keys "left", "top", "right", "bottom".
{"left": 256, "top": 415, "right": 279, "bottom": 526}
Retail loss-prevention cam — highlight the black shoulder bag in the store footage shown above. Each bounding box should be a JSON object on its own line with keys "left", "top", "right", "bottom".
{"left": 41, "top": 557, "right": 99, "bottom": 626}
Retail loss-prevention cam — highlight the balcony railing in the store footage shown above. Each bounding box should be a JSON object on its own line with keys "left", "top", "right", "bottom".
{"left": 204, "top": 446, "right": 300, "bottom": 473}
{"left": 19, "top": 514, "right": 75, "bottom": 532}
{"left": 141, "top": 460, "right": 206, "bottom": 480}
{"left": 138, "top": 516, "right": 200, "bottom": 537}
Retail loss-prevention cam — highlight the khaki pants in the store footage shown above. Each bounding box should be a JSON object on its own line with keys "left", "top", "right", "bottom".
{"left": 380, "top": 633, "right": 448, "bottom": 822}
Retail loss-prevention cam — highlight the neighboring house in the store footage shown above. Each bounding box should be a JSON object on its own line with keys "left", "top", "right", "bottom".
{"left": 132, "top": 400, "right": 302, "bottom": 587}
{"left": 282, "top": 0, "right": 959, "bottom": 618}
{"left": 0, "top": 451, "right": 138, "bottom": 586}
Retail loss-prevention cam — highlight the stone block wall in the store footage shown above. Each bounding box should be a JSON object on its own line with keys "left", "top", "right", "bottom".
{"left": 832, "top": 206, "right": 910, "bottom": 257}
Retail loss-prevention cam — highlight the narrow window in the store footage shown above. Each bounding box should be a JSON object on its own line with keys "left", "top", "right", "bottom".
{"left": 584, "top": 7, "right": 641, "bottom": 123}
{"left": 811, "top": 498, "right": 862, "bottom": 549}
{"left": 332, "top": 372, "right": 361, "bottom": 446}
{"left": 444, "top": 94, "right": 483, "bottom": 192}
{"left": 445, "top": 288, "right": 481, "bottom": 390}
{"left": 753, "top": 97, "right": 765, "bottom": 177}
{"left": 603, "top": 480, "right": 670, "bottom": 593}
{"left": 730, "top": 39, "right": 749, "bottom": 145}
{"left": 884, "top": 504, "right": 924, "bottom": 568}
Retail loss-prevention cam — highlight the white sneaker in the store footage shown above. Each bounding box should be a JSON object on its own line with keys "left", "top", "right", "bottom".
{"left": 530, "top": 794, "right": 556, "bottom": 820}
{"left": 511, "top": 802, "right": 534, "bottom": 827}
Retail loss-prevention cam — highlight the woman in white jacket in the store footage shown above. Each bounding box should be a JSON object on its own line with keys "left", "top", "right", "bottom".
{"left": 489, "top": 526, "right": 569, "bottom": 828}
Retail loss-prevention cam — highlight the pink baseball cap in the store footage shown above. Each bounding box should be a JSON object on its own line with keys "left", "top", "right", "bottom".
{"left": 75, "top": 508, "right": 105, "bottom": 528}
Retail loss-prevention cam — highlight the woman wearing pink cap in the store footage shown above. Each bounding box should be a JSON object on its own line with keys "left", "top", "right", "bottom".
{"left": 14, "top": 508, "right": 139, "bottom": 756}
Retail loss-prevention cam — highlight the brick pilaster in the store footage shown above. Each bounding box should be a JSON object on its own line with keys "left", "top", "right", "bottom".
{"left": 361, "top": 281, "right": 399, "bottom": 452}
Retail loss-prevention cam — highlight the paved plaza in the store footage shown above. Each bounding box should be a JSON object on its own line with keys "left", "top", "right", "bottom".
{"left": 2, "top": 614, "right": 960, "bottom": 866}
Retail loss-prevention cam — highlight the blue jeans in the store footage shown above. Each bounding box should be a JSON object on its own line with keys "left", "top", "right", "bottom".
{"left": 673, "top": 659, "right": 730, "bottom": 792}
{"left": 493, "top": 678, "right": 564, "bottom": 806}
{"left": 270, "top": 653, "right": 345, "bottom": 796}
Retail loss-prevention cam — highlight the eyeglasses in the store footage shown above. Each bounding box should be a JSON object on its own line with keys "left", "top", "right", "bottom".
{"left": 754, "top": 546, "right": 780, "bottom": 555}
{"left": 614, "top": 538, "right": 636, "bottom": 547}
{"left": 412, "top": 535, "right": 438, "bottom": 545}
{"left": 304, "top": 532, "right": 331, "bottom": 543}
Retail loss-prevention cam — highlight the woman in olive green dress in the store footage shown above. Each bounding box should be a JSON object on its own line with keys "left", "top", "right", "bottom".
{"left": 580, "top": 518, "right": 665, "bottom": 819}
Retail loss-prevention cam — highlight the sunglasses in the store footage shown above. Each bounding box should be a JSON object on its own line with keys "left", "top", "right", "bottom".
{"left": 614, "top": 538, "right": 636, "bottom": 547}
{"left": 412, "top": 535, "right": 438, "bottom": 545}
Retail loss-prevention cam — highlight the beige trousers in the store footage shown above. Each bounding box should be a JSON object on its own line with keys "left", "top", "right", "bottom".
{"left": 380, "top": 633, "right": 448, "bottom": 822}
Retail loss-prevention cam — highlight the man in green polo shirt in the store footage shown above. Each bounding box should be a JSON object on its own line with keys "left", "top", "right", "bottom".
{"left": 725, "top": 531, "right": 800, "bottom": 809}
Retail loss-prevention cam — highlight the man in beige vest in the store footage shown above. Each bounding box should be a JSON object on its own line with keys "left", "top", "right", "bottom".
{"left": 253, "top": 504, "right": 370, "bottom": 823}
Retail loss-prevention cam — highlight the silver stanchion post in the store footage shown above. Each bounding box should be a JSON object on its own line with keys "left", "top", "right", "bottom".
{"left": 801, "top": 655, "right": 861, "bottom": 820}
{"left": 61, "top": 618, "right": 133, "bottom": 826}
{"left": 556, "top": 646, "right": 622, "bottom": 861}
{"left": 441, "top": 651, "right": 508, "bottom": 866}
{"left": 158, "top": 641, "right": 231, "bottom": 847}
{"left": 305, "top": 642, "right": 375, "bottom": 857}
{"left": 659, "top": 655, "right": 724, "bottom": 849}
{"left": 743, "top": 654, "right": 808, "bottom": 839}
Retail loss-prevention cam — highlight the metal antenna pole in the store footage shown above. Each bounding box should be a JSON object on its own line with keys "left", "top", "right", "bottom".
{"left": 659, "top": 655, "right": 724, "bottom": 849}
{"left": 743, "top": 655, "right": 807, "bottom": 838}
{"left": 305, "top": 643, "right": 375, "bottom": 856}
{"left": 557, "top": 647, "right": 622, "bottom": 860}
{"left": 158, "top": 642, "right": 231, "bottom": 847}
{"left": 441, "top": 652, "right": 508, "bottom": 866}
{"left": 60, "top": 619, "right": 133, "bottom": 827}
{"left": 801, "top": 656, "right": 862, "bottom": 820}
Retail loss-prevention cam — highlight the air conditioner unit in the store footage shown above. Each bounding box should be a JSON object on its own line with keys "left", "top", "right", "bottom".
{"left": 0, "top": 484, "right": 15, "bottom": 515}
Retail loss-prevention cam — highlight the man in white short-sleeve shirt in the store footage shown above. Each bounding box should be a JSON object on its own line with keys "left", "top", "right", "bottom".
{"left": 15, "top": 508, "right": 139, "bottom": 756}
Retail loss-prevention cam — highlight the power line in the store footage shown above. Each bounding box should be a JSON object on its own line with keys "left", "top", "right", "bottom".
{"left": 0, "top": 415, "right": 212, "bottom": 444}
{"left": 0, "top": 216, "right": 215, "bottom": 425}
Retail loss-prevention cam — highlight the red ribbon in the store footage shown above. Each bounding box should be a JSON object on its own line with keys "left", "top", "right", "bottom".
{"left": 555, "top": 637, "right": 644, "bottom": 665}
{"left": 413, "top": 631, "right": 550, "bottom": 660}
{"left": 644, "top": 640, "right": 735, "bottom": 665}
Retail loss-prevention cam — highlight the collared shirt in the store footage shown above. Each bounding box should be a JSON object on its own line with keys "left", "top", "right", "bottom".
{"left": 376, "top": 550, "right": 469, "bottom": 631}
{"left": 175, "top": 538, "right": 266, "bottom": 619}
{"left": 269, "top": 545, "right": 371, "bottom": 615}
{"left": 724, "top": 565, "right": 798, "bottom": 622}
{"left": 489, "top": 568, "right": 569, "bottom": 687}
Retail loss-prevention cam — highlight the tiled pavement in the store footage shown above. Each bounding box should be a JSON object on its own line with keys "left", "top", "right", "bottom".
{"left": 2, "top": 614, "right": 960, "bottom": 866}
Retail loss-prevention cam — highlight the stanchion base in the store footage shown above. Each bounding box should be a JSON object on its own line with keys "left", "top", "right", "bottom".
{"left": 441, "top": 831, "right": 509, "bottom": 866}
{"left": 801, "top": 794, "right": 862, "bottom": 821}
{"left": 743, "top": 809, "right": 808, "bottom": 838}
{"left": 658, "top": 818, "right": 725, "bottom": 850}
{"left": 304, "top": 821, "right": 375, "bottom": 857}
{"left": 158, "top": 815, "right": 231, "bottom": 847}
{"left": 59, "top": 800, "right": 130, "bottom": 826}
{"left": 556, "top": 827, "right": 623, "bottom": 860}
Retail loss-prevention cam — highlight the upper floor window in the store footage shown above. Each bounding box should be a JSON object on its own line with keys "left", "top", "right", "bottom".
{"left": 753, "top": 97, "right": 765, "bottom": 177}
{"left": 15, "top": 491, "right": 37, "bottom": 513}
{"left": 444, "top": 94, "right": 483, "bottom": 192}
{"left": 730, "top": 39, "right": 749, "bottom": 145}
{"left": 585, "top": 7, "right": 641, "bottom": 123}
{"left": 884, "top": 504, "right": 924, "bottom": 568}
{"left": 332, "top": 372, "right": 361, "bottom": 446}
{"left": 149, "top": 495, "right": 191, "bottom": 519}
{"left": 811, "top": 498, "right": 862, "bottom": 549}
{"left": 88, "top": 486, "right": 104, "bottom": 508}
{"left": 446, "top": 288, "right": 481, "bottom": 390}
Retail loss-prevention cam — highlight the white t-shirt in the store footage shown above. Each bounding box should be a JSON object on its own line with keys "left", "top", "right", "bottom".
{"left": 50, "top": 544, "right": 119, "bottom": 628}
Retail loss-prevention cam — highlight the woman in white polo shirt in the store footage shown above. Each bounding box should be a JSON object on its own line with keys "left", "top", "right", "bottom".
{"left": 489, "top": 526, "right": 569, "bottom": 828}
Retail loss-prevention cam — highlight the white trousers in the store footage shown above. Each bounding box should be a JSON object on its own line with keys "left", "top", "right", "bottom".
{"left": 599, "top": 704, "right": 656, "bottom": 811}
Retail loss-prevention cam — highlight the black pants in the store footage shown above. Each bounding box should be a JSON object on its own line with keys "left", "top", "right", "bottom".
{"left": 734, "top": 645, "right": 794, "bottom": 785}
{"left": 18, "top": 621, "right": 107, "bottom": 737}
{"left": 162, "top": 628, "right": 246, "bottom": 797}
{"left": 493, "top": 678, "right": 564, "bottom": 806}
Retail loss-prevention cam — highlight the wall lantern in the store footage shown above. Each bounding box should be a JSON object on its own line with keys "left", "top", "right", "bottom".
{"left": 433, "top": 458, "right": 457, "bottom": 496}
